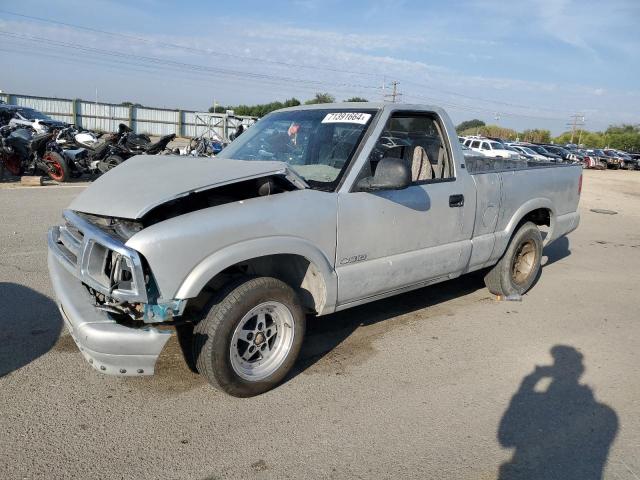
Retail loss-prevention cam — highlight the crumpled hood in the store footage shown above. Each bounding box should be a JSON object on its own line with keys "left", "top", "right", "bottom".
{"left": 69, "top": 155, "right": 300, "bottom": 219}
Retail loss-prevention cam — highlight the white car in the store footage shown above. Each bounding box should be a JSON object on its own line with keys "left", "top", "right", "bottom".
{"left": 465, "top": 138, "right": 518, "bottom": 159}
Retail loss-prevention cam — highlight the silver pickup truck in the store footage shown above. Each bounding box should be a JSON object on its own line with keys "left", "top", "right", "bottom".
{"left": 48, "top": 103, "right": 581, "bottom": 396}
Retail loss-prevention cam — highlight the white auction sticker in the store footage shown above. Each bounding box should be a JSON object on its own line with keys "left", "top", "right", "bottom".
{"left": 321, "top": 112, "right": 371, "bottom": 124}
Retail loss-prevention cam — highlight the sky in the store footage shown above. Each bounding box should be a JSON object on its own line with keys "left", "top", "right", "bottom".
{"left": 0, "top": 0, "right": 639, "bottom": 134}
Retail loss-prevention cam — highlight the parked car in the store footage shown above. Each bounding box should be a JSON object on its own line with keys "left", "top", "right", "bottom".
{"left": 578, "top": 149, "right": 605, "bottom": 170}
{"left": 605, "top": 149, "right": 637, "bottom": 170}
{"left": 628, "top": 153, "right": 640, "bottom": 170}
{"left": 542, "top": 145, "right": 580, "bottom": 163}
{"left": 0, "top": 104, "right": 68, "bottom": 133}
{"left": 584, "top": 149, "right": 608, "bottom": 169}
{"left": 501, "top": 144, "right": 528, "bottom": 160}
{"left": 524, "top": 144, "right": 563, "bottom": 162}
{"left": 508, "top": 144, "right": 549, "bottom": 162}
{"left": 601, "top": 149, "right": 624, "bottom": 169}
{"left": 48, "top": 103, "right": 582, "bottom": 396}
{"left": 465, "top": 137, "right": 518, "bottom": 159}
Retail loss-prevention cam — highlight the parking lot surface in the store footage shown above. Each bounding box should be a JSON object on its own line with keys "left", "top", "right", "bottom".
{"left": 1, "top": 170, "right": 639, "bottom": 479}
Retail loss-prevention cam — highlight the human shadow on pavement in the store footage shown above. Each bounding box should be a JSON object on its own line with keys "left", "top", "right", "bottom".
{"left": 0, "top": 282, "right": 63, "bottom": 377}
{"left": 497, "top": 345, "right": 618, "bottom": 480}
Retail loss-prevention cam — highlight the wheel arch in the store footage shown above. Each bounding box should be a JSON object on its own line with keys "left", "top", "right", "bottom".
{"left": 175, "top": 236, "right": 337, "bottom": 316}
{"left": 505, "top": 199, "right": 555, "bottom": 246}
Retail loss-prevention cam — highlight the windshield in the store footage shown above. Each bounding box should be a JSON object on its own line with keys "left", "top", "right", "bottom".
{"left": 218, "top": 109, "right": 376, "bottom": 189}
{"left": 521, "top": 147, "right": 537, "bottom": 155}
{"left": 17, "top": 108, "right": 51, "bottom": 121}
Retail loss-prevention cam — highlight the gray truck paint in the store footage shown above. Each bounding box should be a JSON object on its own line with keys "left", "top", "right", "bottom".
{"left": 69, "top": 156, "right": 305, "bottom": 219}
{"left": 47, "top": 103, "right": 581, "bottom": 377}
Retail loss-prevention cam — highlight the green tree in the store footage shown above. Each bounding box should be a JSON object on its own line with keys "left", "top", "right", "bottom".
{"left": 305, "top": 93, "right": 336, "bottom": 105}
{"left": 605, "top": 124, "right": 639, "bottom": 135}
{"left": 207, "top": 98, "right": 301, "bottom": 117}
{"left": 459, "top": 124, "right": 518, "bottom": 140}
{"left": 344, "top": 97, "right": 368, "bottom": 102}
{"left": 456, "top": 119, "right": 485, "bottom": 132}
{"left": 520, "top": 129, "right": 551, "bottom": 144}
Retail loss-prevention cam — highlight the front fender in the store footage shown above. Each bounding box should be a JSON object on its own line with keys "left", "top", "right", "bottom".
{"left": 174, "top": 236, "right": 338, "bottom": 315}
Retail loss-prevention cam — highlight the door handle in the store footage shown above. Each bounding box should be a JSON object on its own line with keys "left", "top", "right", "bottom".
{"left": 449, "top": 194, "right": 464, "bottom": 207}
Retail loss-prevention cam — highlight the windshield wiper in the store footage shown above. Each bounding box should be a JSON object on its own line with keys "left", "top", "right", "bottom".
{"left": 283, "top": 167, "right": 309, "bottom": 189}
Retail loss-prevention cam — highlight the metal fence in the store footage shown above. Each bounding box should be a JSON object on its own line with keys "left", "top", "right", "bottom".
{"left": 0, "top": 92, "right": 256, "bottom": 140}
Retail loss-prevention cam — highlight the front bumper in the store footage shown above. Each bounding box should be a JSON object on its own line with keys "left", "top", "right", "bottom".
{"left": 48, "top": 250, "right": 172, "bottom": 376}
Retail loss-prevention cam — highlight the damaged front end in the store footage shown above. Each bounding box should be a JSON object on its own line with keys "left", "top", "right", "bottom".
{"left": 47, "top": 156, "right": 306, "bottom": 376}
{"left": 49, "top": 210, "right": 184, "bottom": 324}
{"left": 48, "top": 209, "right": 180, "bottom": 375}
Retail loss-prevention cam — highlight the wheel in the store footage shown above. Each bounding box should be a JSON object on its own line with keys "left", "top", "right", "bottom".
{"left": 193, "top": 277, "right": 306, "bottom": 397}
{"left": 484, "top": 222, "right": 542, "bottom": 296}
{"left": 43, "top": 151, "right": 70, "bottom": 182}
{"left": 1, "top": 152, "right": 23, "bottom": 177}
{"left": 99, "top": 155, "right": 123, "bottom": 173}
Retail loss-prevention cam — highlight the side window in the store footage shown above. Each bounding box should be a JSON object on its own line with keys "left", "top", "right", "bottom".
{"left": 363, "top": 113, "right": 454, "bottom": 184}
{"left": 471, "top": 141, "right": 480, "bottom": 149}
{"left": 481, "top": 142, "right": 490, "bottom": 150}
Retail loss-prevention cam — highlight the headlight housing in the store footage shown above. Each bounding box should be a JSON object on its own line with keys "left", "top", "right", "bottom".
{"left": 49, "top": 210, "right": 149, "bottom": 303}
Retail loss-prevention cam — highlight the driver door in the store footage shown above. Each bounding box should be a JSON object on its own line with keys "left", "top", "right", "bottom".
{"left": 335, "top": 112, "right": 475, "bottom": 306}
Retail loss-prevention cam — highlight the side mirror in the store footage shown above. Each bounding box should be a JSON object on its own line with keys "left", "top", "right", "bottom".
{"left": 356, "top": 157, "right": 411, "bottom": 192}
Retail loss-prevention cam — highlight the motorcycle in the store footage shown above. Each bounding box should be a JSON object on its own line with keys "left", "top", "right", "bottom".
{"left": 0, "top": 126, "right": 70, "bottom": 181}
{"left": 50, "top": 125, "right": 131, "bottom": 176}
{"left": 118, "top": 124, "right": 176, "bottom": 155}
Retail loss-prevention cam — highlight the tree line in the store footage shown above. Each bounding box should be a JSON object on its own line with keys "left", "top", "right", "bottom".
{"left": 455, "top": 119, "right": 640, "bottom": 151}
{"left": 208, "top": 93, "right": 368, "bottom": 117}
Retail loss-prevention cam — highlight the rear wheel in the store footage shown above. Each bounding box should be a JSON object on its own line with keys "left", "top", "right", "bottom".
{"left": 484, "top": 221, "right": 542, "bottom": 296}
{"left": 99, "top": 155, "right": 123, "bottom": 173}
{"left": 1, "top": 152, "right": 23, "bottom": 177}
{"left": 193, "top": 277, "right": 306, "bottom": 397}
{"left": 43, "top": 151, "right": 70, "bottom": 182}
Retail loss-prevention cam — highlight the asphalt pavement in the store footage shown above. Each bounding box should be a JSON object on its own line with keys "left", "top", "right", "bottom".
{"left": 1, "top": 170, "right": 639, "bottom": 479}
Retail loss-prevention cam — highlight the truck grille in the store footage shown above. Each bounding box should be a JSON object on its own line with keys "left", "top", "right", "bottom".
{"left": 56, "top": 222, "right": 84, "bottom": 265}
{"left": 48, "top": 210, "right": 148, "bottom": 303}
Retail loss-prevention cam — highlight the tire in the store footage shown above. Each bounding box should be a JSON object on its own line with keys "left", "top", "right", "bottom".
{"left": 99, "top": 155, "right": 123, "bottom": 173}
{"left": 1, "top": 152, "right": 23, "bottom": 177}
{"left": 43, "top": 151, "right": 70, "bottom": 182}
{"left": 484, "top": 221, "right": 543, "bottom": 297}
{"left": 193, "top": 277, "right": 306, "bottom": 397}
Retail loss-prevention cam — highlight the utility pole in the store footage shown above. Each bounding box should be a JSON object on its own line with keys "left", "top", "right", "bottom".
{"left": 384, "top": 81, "right": 402, "bottom": 103}
{"left": 567, "top": 113, "right": 585, "bottom": 144}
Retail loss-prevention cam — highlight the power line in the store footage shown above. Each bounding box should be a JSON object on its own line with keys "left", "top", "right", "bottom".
{"left": 0, "top": 9, "right": 575, "bottom": 119}
{"left": 0, "top": 9, "right": 381, "bottom": 78}
{"left": 566, "top": 113, "right": 585, "bottom": 143}
{"left": 0, "top": 31, "right": 381, "bottom": 93}
{"left": 383, "top": 80, "right": 402, "bottom": 103}
{"left": 399, "top": 77, "right": 569, "bottom": 115}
